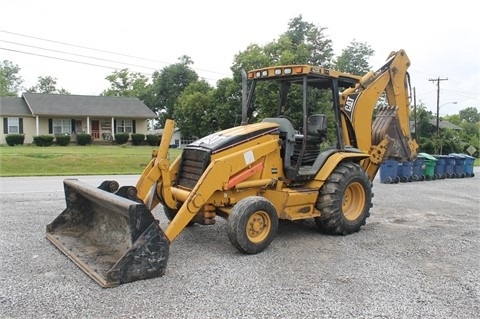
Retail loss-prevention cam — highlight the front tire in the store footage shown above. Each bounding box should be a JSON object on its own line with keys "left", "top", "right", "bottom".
{"left": 227, "top": 196, "right": 279, "bottom": 254}
{"left": 314, "top": 162, "right": 373, "bottom": 235}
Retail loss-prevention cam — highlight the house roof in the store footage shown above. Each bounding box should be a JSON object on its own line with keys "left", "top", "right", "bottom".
{"left": 21, "top": 93, "right": 157, "bottom": 118}
{"left": 428, "top": 119, "right": 462, "bottom": 130}
{"left": 0, "top": 96, "right": 33, "bottom": 116}
{"left": 409, "top": 119, "right": 463, "bottom": 133}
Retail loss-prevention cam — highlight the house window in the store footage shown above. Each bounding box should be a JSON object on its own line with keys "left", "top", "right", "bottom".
{"left": 3, "top": 118, "right": 23, "bottom": 134}
{"left": 53, "top": 118, "right": 72, "bottom": 134}
{"left": 7, "top": 118, "right": 19, "bottom": 134}
{"left": 116, "top": 120, "right": 133, "bottom": 133}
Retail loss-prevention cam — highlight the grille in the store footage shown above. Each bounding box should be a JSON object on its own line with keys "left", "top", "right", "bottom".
{"left": 177, "top": 148, "right": 211, "bottom": 189}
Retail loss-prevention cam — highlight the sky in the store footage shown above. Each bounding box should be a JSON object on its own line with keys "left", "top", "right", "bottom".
{"left": 1, "top": 0, "right": 479, "bottom": 116}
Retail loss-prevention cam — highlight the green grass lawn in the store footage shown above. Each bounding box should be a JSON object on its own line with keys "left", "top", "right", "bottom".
{"left": 0, "top": 144, "right": 477, "bottom": 177}
{"left": 0, "top": 144, "right": 182, "bottom": 177}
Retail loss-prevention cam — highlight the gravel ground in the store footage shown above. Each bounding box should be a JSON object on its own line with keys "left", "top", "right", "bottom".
{"left": 0, "top": 169, "right": 479, "bottom": 319}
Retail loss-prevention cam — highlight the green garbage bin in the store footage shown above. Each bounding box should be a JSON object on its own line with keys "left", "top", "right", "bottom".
{"left": 418, "top": 153, "right": 438, "bottom": 181}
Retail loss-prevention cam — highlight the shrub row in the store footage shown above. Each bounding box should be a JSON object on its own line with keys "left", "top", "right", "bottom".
{"left": 33, "top": 134, "right": 71, "bottom": 146}
{"left": 5, "top": 134, "right": 25, "bottom": 146}
{"left": 55, "top": 134, "right": 71, "bottom": 146}
{"left": 77, "top": 133, "right": 92, "bottom": 146}
{"left": 115, "top": 133, "right": 160, "bottom": 146}
{"left": 33, "top": 135, "right": 55, "bottom": 147}
{"left": 5, "top": 133, "right": 161, "bottom": 146}
{"left": 146, "top": 134, "right": 160, "bottom": 146}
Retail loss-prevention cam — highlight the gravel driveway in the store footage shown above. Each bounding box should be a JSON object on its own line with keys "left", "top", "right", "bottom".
{"left": 1, "top": 170, "right": 479, "bottom": 319}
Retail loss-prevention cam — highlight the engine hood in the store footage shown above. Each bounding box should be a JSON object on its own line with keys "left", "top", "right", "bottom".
{"left": 188, "top": 122, "right": 279, "bottom": 154}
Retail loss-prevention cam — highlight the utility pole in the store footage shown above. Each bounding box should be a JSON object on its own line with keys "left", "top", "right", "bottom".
{"left": 428, "top": 77, "right": 448, "bottom": 136}
{"left": 413, "top": 87, "right": 418, "bottom": 141}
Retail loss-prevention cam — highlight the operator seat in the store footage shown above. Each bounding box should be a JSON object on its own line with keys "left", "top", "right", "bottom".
{"left": 306, "top": 114, "right": 327, "bottom": 142}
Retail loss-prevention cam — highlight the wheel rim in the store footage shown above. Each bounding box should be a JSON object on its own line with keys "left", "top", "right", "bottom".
{"left": 342, "top": 181, "right": 365, "bottom": 221}
{"left": 246, "top": 211, "right": 271, "bottom": 243}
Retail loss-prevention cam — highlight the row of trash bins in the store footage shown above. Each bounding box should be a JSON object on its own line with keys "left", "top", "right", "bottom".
{"left": 380, "top": 153, "right": 476, "bottom": 184}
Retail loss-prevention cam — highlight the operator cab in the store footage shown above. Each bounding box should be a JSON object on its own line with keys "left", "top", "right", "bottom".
{"left": 246, "top": 65, "right": 361, "bottom": 182}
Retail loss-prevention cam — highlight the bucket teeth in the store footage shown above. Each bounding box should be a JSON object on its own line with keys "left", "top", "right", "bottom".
{"left": 372, "top": 106, "right": 412, "bottom": 161}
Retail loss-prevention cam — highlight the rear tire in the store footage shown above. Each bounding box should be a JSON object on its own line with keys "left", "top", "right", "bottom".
{"left": 314, "top": 162, "right": 373, "bottom": 235}
{"left": 227, "top": 196, "right": 278, "bottom": 254}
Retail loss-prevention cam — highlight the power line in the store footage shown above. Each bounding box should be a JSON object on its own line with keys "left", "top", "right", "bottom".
{"left": 0, "top": 39, "right": 158, "bottom": 71}
{"left": 0, "top": 47, "right": 153, "bottom": 75}
{"left": 0, "top": 29, "right": 171, "bottom": 65}
{"left": 1, "top": 45, "right": 223, "bottom": 83}
{"left": 0, "top": 29, "right": 229, "bottom": 77}
{"left": 1, "top": 39, "right": 223, "bottom": 82}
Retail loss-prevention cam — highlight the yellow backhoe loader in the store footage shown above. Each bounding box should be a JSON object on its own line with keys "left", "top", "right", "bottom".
{"left": 46, "top": 49, "right": 418, "bottom": 287}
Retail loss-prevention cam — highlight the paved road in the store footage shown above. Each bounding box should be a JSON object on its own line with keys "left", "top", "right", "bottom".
{"left": 0, "top": 170, "right": 479, "bottom": 319}
{"left": 0, "top": 175, "right": 139, "bottom": 194}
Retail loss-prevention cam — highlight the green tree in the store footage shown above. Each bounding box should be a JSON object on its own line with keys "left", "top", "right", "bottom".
{"left": 151, "top": 55, "right": 198, "bottom": 127}
{"left": 102, "top": 68, "right": 150, "bottom": 98}
{"left": 456, "top": 108, "right": 480, "bottom": 156}
{"left": 232, "top": 15, "right": 334, "bottom": 77}
{"left": 263, "top": 15, "right": 334, "bottom": 66}
{"left": 417, "top": 106, "right": 480, "bottom": 155}
{"left": 0, "top": 60, "right": 23, "bottom": 96}
{"left": 445, "top": 114, "right": 461, "bottom": 125}
{"left": 231, "top": 44, "right": 271, "bottom": 80}
{"left": 230, "top": 15, "right": 335, "bottom": 124}
{"left": 411, "top": 104, "right": 435, "bottom": 153}
{"left": 174, "top": 80, "right": 214, "bottom": 138}
{"left": 333, "top": 40, "right": 374, "bottom": 75}
{"left": 211, "top": 77, "right": 243, "bottom": 129}
{"left": 26, "top": 76, "right": 70, "bottom": 94}
{"left": 101, "top": 68, "right": 155, "bottom": 115}
{"left": 459, "top": 107, "right": 480, "bottom": 124}
{"left": 284, "top": 15, "right": 334, "bottom": 66}
{"left": 438, "top": 129, "right": 462, "bottom": 154}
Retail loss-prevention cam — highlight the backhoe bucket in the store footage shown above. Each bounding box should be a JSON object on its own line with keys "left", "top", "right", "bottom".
{"left": 46, "top": 179, "right": 169, "bottom": 288}
{"left": 372, "top": 105, "right": 416, "bottom": 161}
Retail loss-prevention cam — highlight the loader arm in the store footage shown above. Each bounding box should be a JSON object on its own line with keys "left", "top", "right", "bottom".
{"left": 136, "top": 119, "right": 177, "bottom": 210}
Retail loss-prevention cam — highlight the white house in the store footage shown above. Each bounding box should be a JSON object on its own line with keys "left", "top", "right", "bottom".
{"left": 1, "top": 93, "right": 158, "bottom": 144}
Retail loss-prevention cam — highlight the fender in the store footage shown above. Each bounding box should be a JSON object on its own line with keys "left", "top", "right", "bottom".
{"left": 314, "top": 152, "right": 370, "bottom": 182}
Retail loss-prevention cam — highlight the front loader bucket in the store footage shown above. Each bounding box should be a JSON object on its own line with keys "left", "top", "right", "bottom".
{"left": 46, "top": 179, "right": 169, "bottom": 288}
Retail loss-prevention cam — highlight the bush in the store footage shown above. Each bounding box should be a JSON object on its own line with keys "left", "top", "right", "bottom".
{"left": 33, "top": 135, "right": 54, "bottom": 147}
{"left": 55, "top": 134, "right": 71, "bottom": 146}
{"left": 146, "top": 134, "right": 160, "bottom": 146}
{"left": 114, "top": 133, "right": 130, "bottom": 145}
{"left": 76, "top": 133, "right": 92, "bottom": 146}
{"left": 5, "top": 134, "right": 25, "bottom": 146}
{"left": 131, "top": 133, "right": 145, "bottom": 146}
